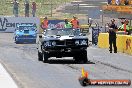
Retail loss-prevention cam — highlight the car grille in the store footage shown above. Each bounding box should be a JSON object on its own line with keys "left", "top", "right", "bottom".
{"left": 55, "top": 39, "right": 75, "bottom": 46}
{"left": 19, "top": 35, "right": 33, "bottom": 38}
{"left": 66, "top": 39, "right": 75, "bottom": 46}
{"left": 56, "top": 40, "right": 65, "bottom": 45}
{"left": 24, "top": 30, "right": 29, "bottom": 33}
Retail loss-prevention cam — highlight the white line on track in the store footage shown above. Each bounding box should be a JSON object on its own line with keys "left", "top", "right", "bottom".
{"left": 0, "top": 63, "right": 18, "bottom": 88}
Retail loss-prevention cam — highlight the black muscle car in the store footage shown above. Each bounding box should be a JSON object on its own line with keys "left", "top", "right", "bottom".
{"left": 37, "top": 28, "right": 89, "bottom": 63}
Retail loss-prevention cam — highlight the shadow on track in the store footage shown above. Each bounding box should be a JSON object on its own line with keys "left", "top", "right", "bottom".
{"left": 45, "top": 59, "right": 95, "bottom": 64}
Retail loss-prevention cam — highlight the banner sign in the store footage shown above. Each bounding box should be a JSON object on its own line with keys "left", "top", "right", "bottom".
{"left": 48, "top": 20, "right": 65, "bottom": 28}
{"left": 92, "top": 27, "right": 100, "bottom": 45}
{"left": 0, "top": 17, "right": 40, "bottom": 32}
{"left": 39, "top": 18, "right": 65, "bottom": 33}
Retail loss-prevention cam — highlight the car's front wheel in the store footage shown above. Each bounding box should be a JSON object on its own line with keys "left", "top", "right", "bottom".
{"left": 38, "top": 51, "right": 43, "bottom": 61}
{"left": 43, "top": 52, "right": 49, "bottom": 63}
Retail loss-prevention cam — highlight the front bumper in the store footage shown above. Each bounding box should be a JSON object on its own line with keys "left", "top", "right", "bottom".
{"left": 43, "top": 46, "right": 87, "bottom": 55}
{"left": 15, "top": 37, "right": 36, "bottom": 43}
{"left": 46, "top": 48, "right": 87, "bottom": 57}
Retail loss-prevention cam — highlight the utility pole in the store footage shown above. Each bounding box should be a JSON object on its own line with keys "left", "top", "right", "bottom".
{"left": 50, "top": 0, "right": 53, "bottom": 17}
{"left": 100, "top": 10, "right": 103, "bottom": 26}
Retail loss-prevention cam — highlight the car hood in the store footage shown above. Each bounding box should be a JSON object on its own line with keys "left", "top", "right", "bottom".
{"left": 44, "top": 35, "right": 88, "bottom": 41}
{"left": 15, "top": 31, "right": 36, "bottom": 35}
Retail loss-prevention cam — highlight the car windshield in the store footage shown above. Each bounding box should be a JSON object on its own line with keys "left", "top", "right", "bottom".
{"left": 45, "top": 28, "right": 81, "bottom": 36}
{"left": 18, "top": 26, "right": 36, "bottom": 31}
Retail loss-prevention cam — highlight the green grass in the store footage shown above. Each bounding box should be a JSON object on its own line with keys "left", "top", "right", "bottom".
{"left": 0, "top": 0, "right": 73, "bottom": 17}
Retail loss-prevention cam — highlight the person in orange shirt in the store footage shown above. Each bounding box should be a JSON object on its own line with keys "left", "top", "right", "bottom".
{"left": 70, "top": 16, "right": 79, "bottom": 29}
{"left": 41, "top": 17, "right": 48, "bottom": 31}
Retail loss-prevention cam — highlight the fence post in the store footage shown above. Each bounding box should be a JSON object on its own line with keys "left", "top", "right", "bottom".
{"left": 77, "top": 3, "right": 79, "bottom": 12}
{"left": 50, "top": 0, "right": 53, "bottom": 17}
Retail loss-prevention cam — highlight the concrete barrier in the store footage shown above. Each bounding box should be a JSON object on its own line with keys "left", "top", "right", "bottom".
{"left": 98, "top": 33, "right": 132, "bottom": 55}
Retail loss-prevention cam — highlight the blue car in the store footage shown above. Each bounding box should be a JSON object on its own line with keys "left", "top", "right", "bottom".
{"left": 14, "top": 25, "right": 37, "bottom": 44}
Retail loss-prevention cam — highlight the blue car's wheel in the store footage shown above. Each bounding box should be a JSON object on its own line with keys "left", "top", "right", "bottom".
{"left": 15, "top": 37, "right": 18, "bottom": 44}
{"left": 15, "top": 41, "right": 19, "bottom": 44}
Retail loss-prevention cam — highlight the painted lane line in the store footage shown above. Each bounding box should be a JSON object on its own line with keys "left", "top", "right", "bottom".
{"left": 0, "top": 63, "right": 18, "bottom": 88}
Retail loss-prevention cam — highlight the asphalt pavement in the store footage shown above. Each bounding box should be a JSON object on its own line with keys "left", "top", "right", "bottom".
{"left": 0, "top": 33, "right": 132, "bottom": 88}
{"left": 0, "top": 0, "right": 132, "bottom": 88}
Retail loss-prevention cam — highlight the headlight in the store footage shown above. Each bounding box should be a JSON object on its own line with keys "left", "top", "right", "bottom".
{"left": 75, "top": 40, "right": 80, "bottom": 45}
{"left": 81, "top": 40, "right": 87, "bottom": 45}
{"left": 44, "top": 41, "right": 51, "bottom": 47}
{"left": 44, "top": 41, "right": 56, "bottom": 47}
{"left": 51, "top": 41, "right": 56, "bottom": 46}
{"left": 33, "top": 34, "right": 36, "bottom": 36}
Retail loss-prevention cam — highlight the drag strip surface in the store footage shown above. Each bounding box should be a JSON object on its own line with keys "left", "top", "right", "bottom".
{"left": 0, "top": 33, "right": 132, "bottom": 88}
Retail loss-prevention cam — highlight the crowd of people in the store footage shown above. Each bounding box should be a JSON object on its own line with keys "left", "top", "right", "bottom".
{"left": 118, "top": 19, "right": 131, "bottom": 35}
{"left": 13, "top": 0, "right": 36, "bottom": 17}
{"left": 107, "top": 0, "right": 130, "bottom": 5}
{"left": 41, "top": 16, "right": 80, "bottom": 30}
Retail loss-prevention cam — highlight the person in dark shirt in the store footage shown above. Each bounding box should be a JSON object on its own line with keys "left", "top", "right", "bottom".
{"left": 32, "top": 2, "right": 36, "bottom": 17}
{"left": 108, "top": 19, "right": 118, "bottom": 53}
{"left": 25, "top": 1, "right": 29, "bottom": 17}
{"left": 13, "top": 0, "right": 19, "bottom": 17}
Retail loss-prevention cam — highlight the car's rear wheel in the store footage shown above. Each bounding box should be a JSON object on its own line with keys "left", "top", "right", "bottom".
{"left": 15, "top": 37, "right": 18, "bottom": 44}
{"left": 43, "top": 52, "right": 49, "bottom": 63}
{"left": 15, "top": 41, "right": 19, "bottom": 44}
{"left": 38, "top": 51, "right": 43, "bottom": 61}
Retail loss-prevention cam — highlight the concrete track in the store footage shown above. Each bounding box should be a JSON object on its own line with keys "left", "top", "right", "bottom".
{"left": 0, "top": 33, "right": 132, "bottom": 88}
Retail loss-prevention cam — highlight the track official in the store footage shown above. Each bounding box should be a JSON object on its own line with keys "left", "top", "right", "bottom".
{"left": 108, "top": 19, "right": 118, "bottom": 53}
{"left": 64, "top": 19, "right": 72, "bottom": 28}
{"left": 41, "top": 17, "right": 48, "bottom": 31}
{"left": 70, "top": 16, "right": 79, "bottom": 28}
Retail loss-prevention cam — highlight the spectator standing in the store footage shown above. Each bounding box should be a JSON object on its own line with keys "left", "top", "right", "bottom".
{"left": 32, "top": 2, "right": 36, "bottom": 17}
{"left": 25, "top": 1, "right": 29, "bottom": 17}
{"left": 120, "top": 20, "right": 131, "bottom": 35}
{"left": 13, "top": 0, "right": 19, "bottom": 17}
{"left": 116, "top": 0, "right": 120, "bottom": 5}
{"left": 124, "top": 0, "right": 129, "bottom": 5}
